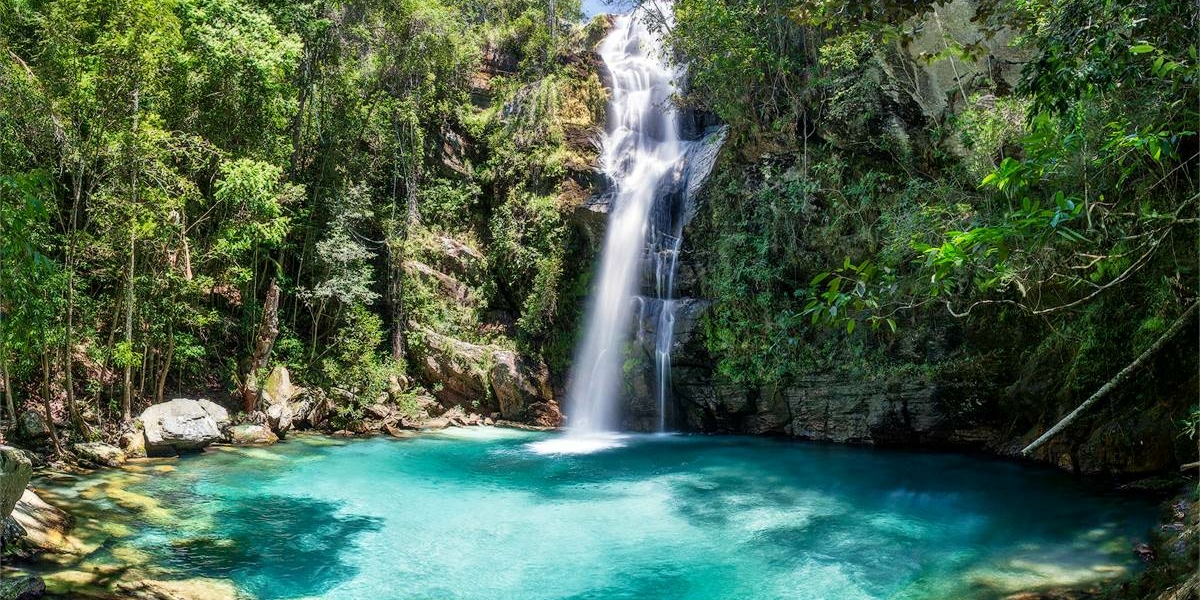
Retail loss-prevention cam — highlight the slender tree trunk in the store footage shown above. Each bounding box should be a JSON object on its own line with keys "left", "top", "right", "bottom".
{"left": 155, "top": 323, "right": 174, "bottom": 403}
{"left": 243, "top": 277, "right": 281, "bottom": 412}
{"left": 122, "top": 85, "right": 140, "bottom": 423}
{"left": 1, "top": 352, "right": 15, "bottom": 428}
{"left": 64, "top": 166, "right": 82, "bottom": 430}
{"left": 41, "top": 352, "right": 62, "bottom": 454}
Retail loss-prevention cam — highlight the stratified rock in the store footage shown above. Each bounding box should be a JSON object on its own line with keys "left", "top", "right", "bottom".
{"left": 0, "top": 446, "right": 32, "bottom": 519}
{"left": 226, "top": 424, "right": 278, "bottom": 446}
{"left": 411, "top": 326, "right": 562, "bottom": 427}
{"left": 73, "top": 442, "right": 127, "bottom": 467}
{"left": 0, "top": 575, "right": 45, "bottom": 600}
{"left": 139, "top": 399, "right": 230, "bottom": 456}
{"left": 490, "top": 351, "right": 557, "bottom": 424}
{"left": 16, "top": 411, "right": 49, "bottom": 441}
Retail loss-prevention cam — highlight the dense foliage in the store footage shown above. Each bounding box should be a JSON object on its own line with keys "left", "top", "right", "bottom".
{"left": 664, "top": 0, "right": 1197, "bottom": 446}
{"left": 0, "top": 0, "right": 600, "bottom": 440}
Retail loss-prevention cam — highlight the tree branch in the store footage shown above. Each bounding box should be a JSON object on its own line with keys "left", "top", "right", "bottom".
{"left": 1021, "top": 301, "right": 1199, "bottom": 456}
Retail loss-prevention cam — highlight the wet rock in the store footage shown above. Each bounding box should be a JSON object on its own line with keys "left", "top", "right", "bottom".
{"left": 16, "top": 411, "right": 49, "bottom": 441}
{"left": 139, "top": 398, "right": 230, "bottom": 456}
{"left": 422, "top": 417, "right": 451, "bottom": 430}
{"left": 73, "top": 442, "right": 127, "bottom": 467}
{"left": 226, "top": 424, "right": 278, "bottom": 445}
{"left": 0, "top": 446, "right": 32, "bottom": 519}
{"left": 0, "top": 575, "right": 45, "bottom": 600}
{"left": 116, "top": 577, "right": 249, "bottom": 600}
{"left": 10, "top": 489, "right": 75, "bottom": 554}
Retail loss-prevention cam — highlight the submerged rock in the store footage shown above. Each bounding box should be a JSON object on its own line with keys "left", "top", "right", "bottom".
{"left": 10, "top": 488, "right": 76, "bottom": 555}
{"left": 227, "top": 424, "right": 279, "bottom": 445}
{"left": 116, "top": 577, "right": 249, "bottom": 600}
{"left": 73, "top": 442, "right": 127, "bottom": 467}
{"left": 0, "top": 575, "right": 45, "bottom": 600}
{"left": 0, "top": 446, "right": 32, "bottom": 520}
{"left": 139, "top": 398, "right": 230, "bottom": 456}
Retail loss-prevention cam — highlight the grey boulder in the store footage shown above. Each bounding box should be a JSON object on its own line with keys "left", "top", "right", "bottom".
{"left": 139, "top": 398, "right": 230, "bottom": 456}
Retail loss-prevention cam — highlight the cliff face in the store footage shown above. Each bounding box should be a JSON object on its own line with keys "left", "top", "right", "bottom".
{"left": 597, "top": 1, "right": 1199, "bottom": 476}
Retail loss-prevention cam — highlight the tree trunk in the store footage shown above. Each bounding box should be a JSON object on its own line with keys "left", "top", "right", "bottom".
{"left": 388, "top": 241, "right": 406, "bottom": 362}
{"left": 41, "top": 352, "right": 62, "bottom": 454}
{"left": 251, "top": 277, "right": 281, "bottom": 371}
{"left": 1022, "top": 301, "right": 1199, "bottom": 455}
{"left": 1, "top": 353, "right": 14, "bottom": 428}
{"left": 122, "top": 85, "right": 140, "bottom": 423}
{"left": 155, "top": 323, "right": 174, "bottom": 403}
{"left": 122, "top": 228, "right": 136, "bottom": 422}
{"left": 244, "top": 277, "right": 281, "bottom": 413}
{"left": 64, "top": 165, "right": 82, "bottom": 431}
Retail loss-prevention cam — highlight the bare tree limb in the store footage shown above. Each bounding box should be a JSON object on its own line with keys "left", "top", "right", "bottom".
{"left": 1021, "top": 301, "right": 1199, "bottom": 456}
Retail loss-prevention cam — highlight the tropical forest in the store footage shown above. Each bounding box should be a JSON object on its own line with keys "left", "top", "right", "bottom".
{"left": 0, "top": 0, "right": 1196, "bottom": 598}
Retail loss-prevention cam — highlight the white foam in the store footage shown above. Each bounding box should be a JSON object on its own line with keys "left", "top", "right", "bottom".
{"left": 525, "top": 433, "right": 629, "bottom": 455}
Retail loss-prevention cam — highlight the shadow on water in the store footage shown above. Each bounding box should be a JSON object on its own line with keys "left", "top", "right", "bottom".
{"left": 154, "top": 493, "right": 382, "bottom": 599}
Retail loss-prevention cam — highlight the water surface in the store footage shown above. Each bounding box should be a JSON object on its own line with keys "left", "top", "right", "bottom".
{"left": 32, "top": 430, "right": 1154, "bottom": 599}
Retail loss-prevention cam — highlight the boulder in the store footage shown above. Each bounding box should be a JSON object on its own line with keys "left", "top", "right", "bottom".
{"left": 0, "top": 575, "right": 45, "bottom": 600}
{"left": 265, "top": 402, "right": 294, "bottom": 437}
{"left": 226, "top": 424, "right": 278, "bottom": 446}
{"left": 422, "top": 417, "right": 451, "bottom": 430}
{"left": 261, "top": 366, "right": 298, "bottom": 407}
{"left": 139, "top": 399, "right": 230, "bottom": 456}
{"left": 363, "top": 404, "right": 391, "bottom": 421}
{"left": 118, "top": 426, "right": 148, "bottom": 459}
{"left": 490, "top": 350, "right": 558, "bottom": 424}
{"left": 0, "top": 446, "right": 32, "bottom": 519}
{"left": 16, "top": 411, "right": 49, "bottom": 441}
{"left": 261, "top": 367, "right": 297, "bottom": 438}
{"left": 73, "top": 442, "right": 127, "bottom": 467}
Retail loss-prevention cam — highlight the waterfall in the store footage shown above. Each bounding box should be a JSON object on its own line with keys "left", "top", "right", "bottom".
{"left": 565, "top": 3, "right": 683, "bottom": 438}
{"left": 539, "top": 2, "right": 724, "bottom": 452}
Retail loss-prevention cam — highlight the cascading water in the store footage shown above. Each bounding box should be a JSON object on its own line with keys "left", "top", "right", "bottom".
{"left": 564, "top": 3, "right": 684, "bottom": 441}
{"left": 533, "top": 2, "right": 725, "bottom": 454}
